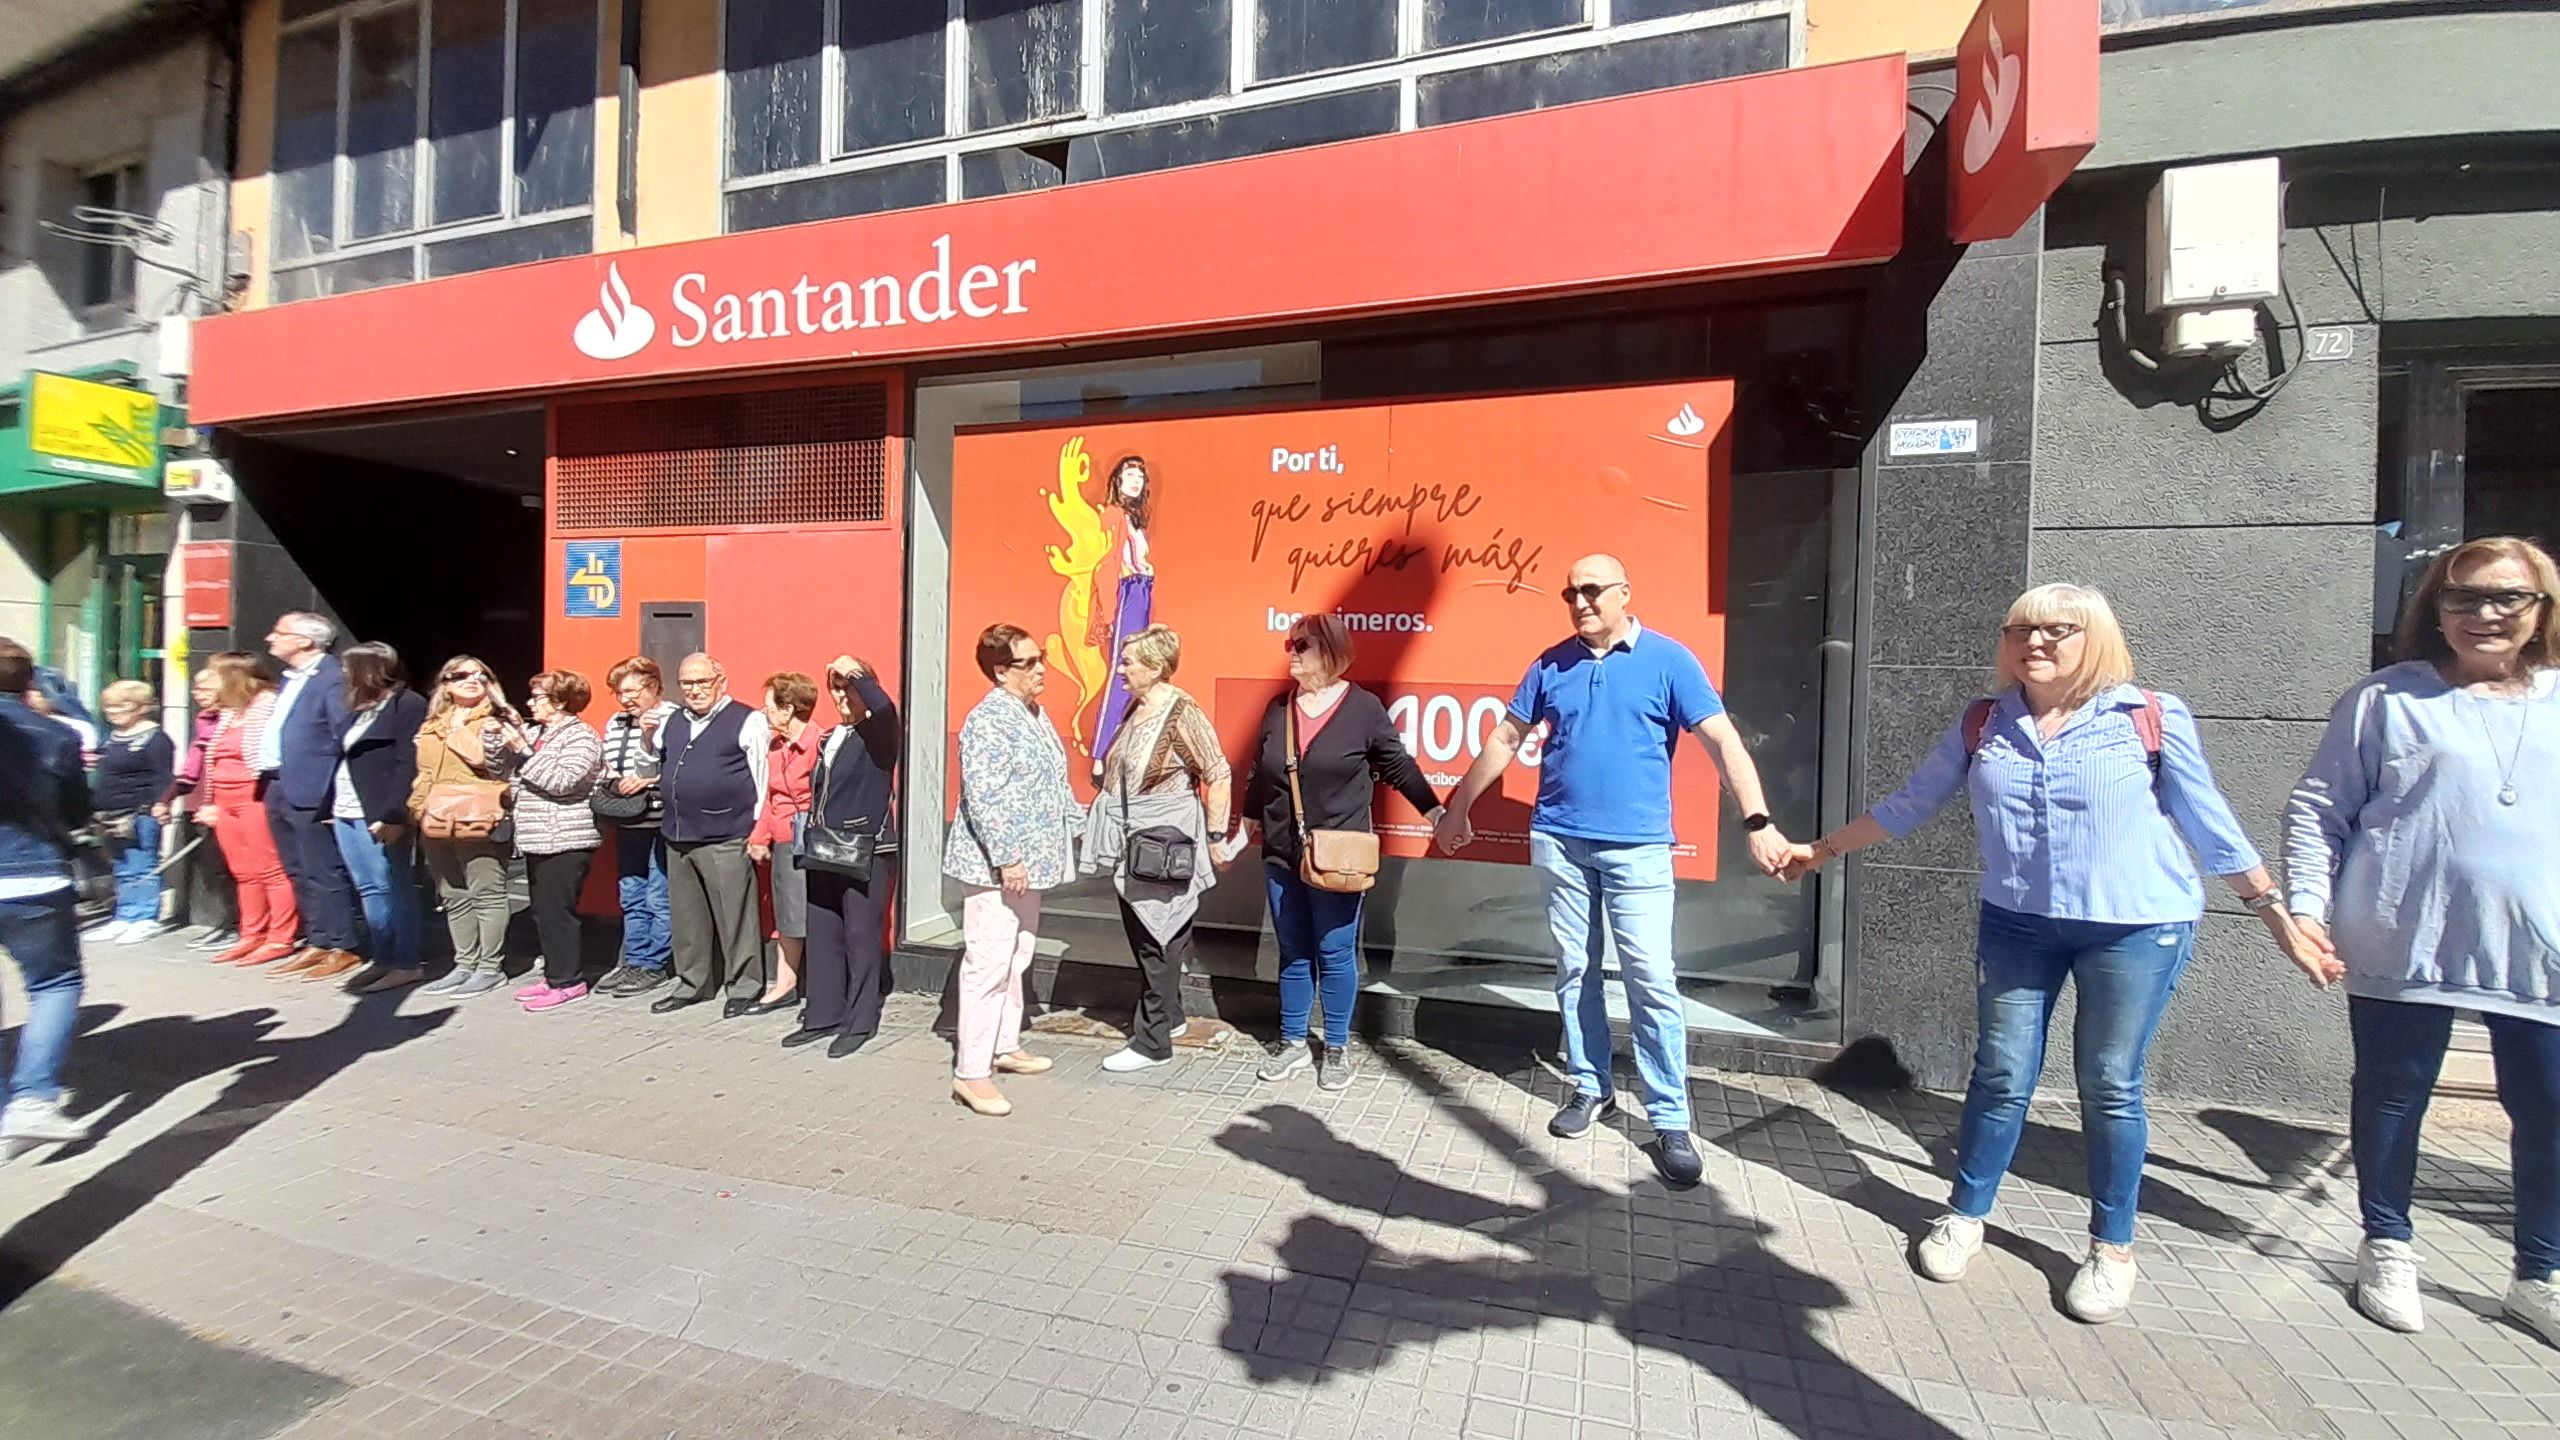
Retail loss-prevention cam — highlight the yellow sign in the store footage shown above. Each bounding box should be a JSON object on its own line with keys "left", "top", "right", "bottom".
{"left": 27, "top": 372, "right": 160, "bottom": 481}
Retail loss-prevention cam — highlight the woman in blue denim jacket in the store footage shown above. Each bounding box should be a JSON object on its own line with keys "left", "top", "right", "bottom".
{"left": 1787, "top": 584, "right": 2334, "bottom": 1324}
{"left": 942, "top": 624, "right": 1080, "bottom": 1117}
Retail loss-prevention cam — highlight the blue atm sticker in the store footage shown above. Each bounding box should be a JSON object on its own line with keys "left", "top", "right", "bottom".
{"left": 564, "top": 541, "right": 621, "bottom": 618}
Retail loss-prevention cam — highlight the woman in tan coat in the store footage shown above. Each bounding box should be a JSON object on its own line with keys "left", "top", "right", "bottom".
{"left": 411, "top": 656, "right": 518, "bottom": 997}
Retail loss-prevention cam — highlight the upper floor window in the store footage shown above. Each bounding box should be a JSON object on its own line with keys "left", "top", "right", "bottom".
{"left": 271, "top": 0, "right": 598, "bottom": 293}
{"left": 76, "top": 162, "right": 147, "bottom": 315}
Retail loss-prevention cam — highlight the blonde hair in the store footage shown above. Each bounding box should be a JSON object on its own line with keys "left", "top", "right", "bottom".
{"left": 1995, "top": 584, "right": 2136, "bottom": 711}
{"left": 2396, "top": 535, "right": 2560, "bottom": 671}
{"left": 425, "top": 654, "right": 512, "bottom": 723}
{"left": 100, "top": 679, "right": 156, "bottom": 714}
{"left": 1287, "top": 614, "right": 1355, "bottom": 685}
{"left": 1122, "top": 623, "right": 1182, "bottom": 678}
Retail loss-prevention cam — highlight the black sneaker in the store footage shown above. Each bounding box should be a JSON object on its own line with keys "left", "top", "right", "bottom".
{"left": 1549, "top": 1092, "right": 1620, "bottom": 1137}
{"left": 611, "top": 967, "right": 673, "bottom": 997}
{"left": 1653, "top": 1130, "right": 1704, "bottom": 1187}
{"left": 1256, "top": 1039, "right": 1311, "bottom": 1083}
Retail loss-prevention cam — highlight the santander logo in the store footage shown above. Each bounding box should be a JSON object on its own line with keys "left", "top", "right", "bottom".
{"left": 566, "top": 235, "right": 1037, "bottom": 366}
{"left": 1665, "top": 404, "right": 1706, "bottom": 438}
{"left": 572, "top": 262, "right": 656, "bottom": 361}
{"left": 1961, "top": 13, "right": 2022, "bottom": 177}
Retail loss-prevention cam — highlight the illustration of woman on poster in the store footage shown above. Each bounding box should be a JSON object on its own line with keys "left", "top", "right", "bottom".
{"left": 1086, "top": 454, "right": 1156, "bottom": 782}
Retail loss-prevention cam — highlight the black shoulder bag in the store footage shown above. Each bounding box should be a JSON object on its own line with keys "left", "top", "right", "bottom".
{"left": 797, "top": 736, "right": 879, "bottom": 881}
{"left": 1118, "top": 700, "right": 1198, "bottom": 885}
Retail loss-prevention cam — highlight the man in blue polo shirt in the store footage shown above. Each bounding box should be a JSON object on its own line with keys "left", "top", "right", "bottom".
{"left": 1437, "top": 554, "right": 1793, "bottom": 1184}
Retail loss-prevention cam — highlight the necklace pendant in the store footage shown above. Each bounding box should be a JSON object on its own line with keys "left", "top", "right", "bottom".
{"left": 2500, "top": 785, "right": 2519, "bottom": 807}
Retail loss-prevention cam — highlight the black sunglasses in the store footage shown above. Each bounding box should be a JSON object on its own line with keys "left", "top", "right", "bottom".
{"left": 1284, "top": 638, "right": 1315, "bottom": 654}
{"left": 1000, "top": 654, "right": 1044, "bottom": 671}
{"left": 1559, "top": 582, "right": 1626, "bottom": 605}
{"left": 2438, "top": 587, "right": 2546, "bottom": 618}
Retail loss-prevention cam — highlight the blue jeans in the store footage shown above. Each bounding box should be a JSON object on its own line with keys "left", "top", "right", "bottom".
{"left": 332, "top": 818, "right": 420, "bottom": 969}
{"left": 2351, "top": 994, "right": 2560, "bottom": 1280}
{"left": 1953, "top": 905, "right": 2196, "bottom": 1245}
{"left": 1530, "top": 832, "right": 1688, "bottom": 1133}
{"left": 1, "top": 890, "right": 84, "bottom": 1104}
{"left": 1266, "top": 865, "right": 1364, "bottom": 1047}
{"left": 112, "top": 813, "right": 162, "bottom": 923}
{"left": 615, "top": 827, "right": 671, "bottom": 971}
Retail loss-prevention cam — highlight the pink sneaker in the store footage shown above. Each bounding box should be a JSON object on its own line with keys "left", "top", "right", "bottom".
{"left": 523, "top": 983, "right": 587, "bottom": 1012}
{"left": 513, "top": 980, "right": 554, "bottom": 1001}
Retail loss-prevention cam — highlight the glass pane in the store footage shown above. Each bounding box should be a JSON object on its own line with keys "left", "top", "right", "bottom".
{"left": 1103, "top": 0, "right": 1228, "bottom": 112}
{"left": 959, "top": 144, "right": 1069, "bottom": 199}
{"left": 727, "top": 0, "right": 824, "bottom": 176}
{"left": 271, "top": 246, "right": 417, "bottom": 303}
{"left": 271, "top": 22, "right": 339, "bottom": 261}
{"left": 965, "top": 0, "right": 1081, "bottom": 131}
{"left": 1255, "top": 0, "right": 1395, "bottom": 80}
{"left": 347, "top": 6, "right": 421, "bottom": 240}
{"left": 424, "top": 215, "right": 592, "bottom": 276}
{"left": 840, "top": 0, "right": 946, "bottom": 153}
{"left": 1068, "top": 84, "right": 1396, "bottom": 181}
{"left": 2463, "top": 387, "right": 2560, "bottom": 543}
{"left": 724, "top": 159, "right": 946, "bottom": 232}
{"left": 516, "top": 0, "right": 598, "bottom": 213}
{"left": 1613, "top": 0, "right": 1762, "bottom": 19}
{"left": 429, "top": 0, "right": 505, "bottom": 224}
{"left": 1417, "top": 17, "right": 1785, "bottom": 125}
{"left": 1423, "top": 0, "right": 1581, "bottom": 50}
{"left": 281, "top": 0, "right": 345, "bottom": 20}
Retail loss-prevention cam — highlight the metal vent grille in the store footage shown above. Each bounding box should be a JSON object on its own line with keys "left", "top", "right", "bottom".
{"left": 553, "top": 383, "right": 890, "bottom": 531}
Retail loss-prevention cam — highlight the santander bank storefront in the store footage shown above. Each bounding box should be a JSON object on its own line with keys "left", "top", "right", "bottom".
{"left": 186, "top": 7, "right": 2096, "bottom": 1069}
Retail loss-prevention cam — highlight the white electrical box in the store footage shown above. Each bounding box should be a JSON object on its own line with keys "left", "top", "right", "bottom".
{"left": 157, "top": 314, "right": 192, "bottom": 377}
{"left": 2165, "top": 307, "right": 2261, "bottom": 357}
{"left": 2147, "top": 157, "right": 2282, "bottom": 312}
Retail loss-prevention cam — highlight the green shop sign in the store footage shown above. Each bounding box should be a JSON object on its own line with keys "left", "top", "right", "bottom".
{"left": 1, "top": 368, "right": 165, "bottom": 505}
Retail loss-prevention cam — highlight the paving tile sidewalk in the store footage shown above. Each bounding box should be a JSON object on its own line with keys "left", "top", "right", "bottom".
{"left": 0, "top": 939, "right": 2544, "bottom": 1440}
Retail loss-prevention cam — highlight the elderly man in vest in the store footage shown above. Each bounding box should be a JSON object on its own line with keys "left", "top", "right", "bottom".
{"left": 653, "top": 653, "right": 771, "bottom": 1016}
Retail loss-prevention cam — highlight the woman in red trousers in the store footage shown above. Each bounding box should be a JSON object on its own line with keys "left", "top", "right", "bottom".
{"left": 199, "top": 652, "right": 302, "bottom": 965}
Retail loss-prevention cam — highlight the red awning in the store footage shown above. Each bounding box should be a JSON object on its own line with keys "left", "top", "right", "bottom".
{"left": 192, "top": 55, "right": 1910, "bottom": 426}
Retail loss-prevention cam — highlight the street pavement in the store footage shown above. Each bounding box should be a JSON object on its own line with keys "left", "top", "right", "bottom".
{"left": 0, "top": 936, "right": 2543, "bottom": 1440}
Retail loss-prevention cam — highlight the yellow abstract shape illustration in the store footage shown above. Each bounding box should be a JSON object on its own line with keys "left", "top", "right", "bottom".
{"left": 568, "top": 554, "right": 618, "bottom": 613}
{"left": 1040, "top": 436, "right": 1111, "bottom": 755}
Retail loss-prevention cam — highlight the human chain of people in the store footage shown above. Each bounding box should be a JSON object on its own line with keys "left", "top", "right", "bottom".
{"left": 1, "top": 537, "right": 2554, "bottom": 1347}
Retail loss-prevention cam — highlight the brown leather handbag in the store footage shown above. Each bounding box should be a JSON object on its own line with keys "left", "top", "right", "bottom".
{"left": 418, "top": 779, "right": 509, "bottom": 841}
{"left": 1284, "top": 700, "right": 1380, "bottom": 894}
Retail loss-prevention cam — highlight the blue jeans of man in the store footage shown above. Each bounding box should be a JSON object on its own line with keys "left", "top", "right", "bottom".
{"left": 614, "top": 827, "right": 671, "bottom": 971}
{"left": 332, "top": 818, "right": 421, "bottom": 969}
{"left": 1, "top": 890, "right": 84, "bottom": 1104}
{"left": 1266, "top": 865, "right": 1364, "bottom": 1048}
{"left": 2351, "top": 994, "right": 2560, "bottom": 1280}
{"left": 1530, "top": 832, "right": 1687, "bottom": 1133}
{"left": 1953, "top": 904, "right": 2196, "bottom": 1246}
{"left": 112, "top": 813, "right": 162, "bottom": 923}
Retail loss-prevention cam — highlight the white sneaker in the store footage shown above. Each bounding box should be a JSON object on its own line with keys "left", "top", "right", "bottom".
{"left": 88, "top": 920, "right": 130, "bottom": 945}
{"left": 1915, "top": 1213, "right": 1984, "bottom": 1283}
{"left": 1, "top": 1095, "right": 91, "bottom": 1146}
{"left": 1101, "top": 1047, "right": 1170, "bottom": 1073}
{"left": 2065, "top": 1244, "right": 2140, "bottom": 1324}
{"left": 115, "top": 921, "right": 160, "bottom": 945}
{"left": 2506, "top": 1276, "right": 2560, "bottom": 1349}
{"left": 2355, "top": 1239, "right": 2425, "bottom": 1333}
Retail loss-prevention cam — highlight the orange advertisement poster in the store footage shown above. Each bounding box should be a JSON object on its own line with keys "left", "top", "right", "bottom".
{"left": 948, "top": 380, "right": 1733, "bottom": 878}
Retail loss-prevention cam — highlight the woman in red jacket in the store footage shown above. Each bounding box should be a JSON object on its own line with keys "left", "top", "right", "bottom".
{"left": 199, "top": 653, "right": 301, "bottom": 965}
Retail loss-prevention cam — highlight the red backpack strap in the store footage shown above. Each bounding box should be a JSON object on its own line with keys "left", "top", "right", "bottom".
{"left": 1962, "top": 698, "right": 1996, "bottom": 758}
{"left": 2132, "top": 689, "right": 2166, "bottom": 784}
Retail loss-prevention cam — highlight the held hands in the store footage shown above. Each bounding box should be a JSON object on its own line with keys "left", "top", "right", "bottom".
{"left": 1432, "top": 808, "right": 1475, "bottom": 856}
{"left": 1745, "top": 826, "right": 1796, "bottom": 880}
{"left": 1775, "top": 842, "right": 1824, "bottom": 884}
{"left": 2282, "top": 915, "right": 2348, "bottom": 989}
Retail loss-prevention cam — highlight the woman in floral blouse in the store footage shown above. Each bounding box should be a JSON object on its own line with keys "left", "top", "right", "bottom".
{"left": 942, "top": 624, "right": 1080, "bottom": 1117}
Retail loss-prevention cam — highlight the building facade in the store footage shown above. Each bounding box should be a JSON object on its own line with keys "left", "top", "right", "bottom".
{"left": 176, "top": 0, "right": 2559, "bottom": 1110}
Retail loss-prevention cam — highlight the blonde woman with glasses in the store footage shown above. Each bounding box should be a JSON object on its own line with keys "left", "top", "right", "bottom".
{"left": 1781, "top": 584, "right": 2333, "bottom": 1324}
{"left": 411, "top": 657, "right": 518, "bottom": 999}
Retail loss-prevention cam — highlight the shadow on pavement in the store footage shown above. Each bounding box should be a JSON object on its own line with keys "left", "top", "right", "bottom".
{"left": 0, "top": 992, "right": 452, "bottom": 1311}
{"left": 1210, "top": 1043, "right": 1969, "bottom": 1440}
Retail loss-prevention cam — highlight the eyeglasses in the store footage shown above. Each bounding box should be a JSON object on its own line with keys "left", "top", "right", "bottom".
{"left": 1559, "top": 582, "right": 1627, "bottom": 606}
{"left": 2000, "top": 623, "right": 2084, "bottom": 644}
{"left": 1283, "top": 638, "right": 1314, "bottom": 655}
{"left": 677, "top": 677, "right": 719, "bottom": 689}
{"left": 2438, "top": 587, "right": 2547, "bottom": 619}
{"left": 1000, "top": 654, "right": 1045, "bottom": 672}
{"left": 444, "top": 670, "right": 490, "bottom": 684}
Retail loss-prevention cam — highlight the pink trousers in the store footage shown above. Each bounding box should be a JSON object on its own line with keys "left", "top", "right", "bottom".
{"left": 956, "top": 886, "right": 1041, "bottom": 1080}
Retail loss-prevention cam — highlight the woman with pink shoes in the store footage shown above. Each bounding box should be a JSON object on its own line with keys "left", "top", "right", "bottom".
{"left": 499, "top": 670, "right": 605, "bottom": 1012}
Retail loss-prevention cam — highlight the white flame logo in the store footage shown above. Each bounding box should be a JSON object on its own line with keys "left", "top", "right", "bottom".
{"left": 572, "top": 261, "right": 656, "bottom": 361}
{"left": 1961, "top": 13, "right": 2022, "bottom": 177}
{"left": 1665, "top": 404, "right": 1706, "bottom": 438}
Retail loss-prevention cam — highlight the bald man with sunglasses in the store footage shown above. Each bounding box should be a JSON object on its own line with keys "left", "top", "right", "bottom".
{"left": 1435, "top": 554, "right": 1793, "bottom": 1186}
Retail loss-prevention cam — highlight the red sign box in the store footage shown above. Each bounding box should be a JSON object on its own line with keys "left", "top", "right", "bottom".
{"left": 948, "top": 381, "right": 1734, "bottom": 878}
{"left": 1948, "top": 0, "right": 2100, "bottom": 245}
{"left": 179, "top": 542, "right": 233, "bottom": 630}
{"left": 190, "top": 59, "right": 1908, "bottom": 425}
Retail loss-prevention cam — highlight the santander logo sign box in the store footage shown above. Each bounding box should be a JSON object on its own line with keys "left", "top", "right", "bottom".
{"left": 571, "top": 234, "right": 1036, "bottom": 364}
{"left": 1946, "top": 0, "right": 2097, "bottom": 246}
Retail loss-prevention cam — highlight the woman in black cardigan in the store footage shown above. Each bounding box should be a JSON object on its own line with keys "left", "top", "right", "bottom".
{"left": 785, "top": 656, "right": 902, "bottom": 1058}
{"left": 1232, "top": 615, "right": 1443, "bottom": 1090}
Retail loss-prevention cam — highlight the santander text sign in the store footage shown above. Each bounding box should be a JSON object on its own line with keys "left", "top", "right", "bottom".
{"left": 190, "top": 57, "right": 1909, "bottom": 426}
{"left": 1947, "top": 0, "right": 2099, "bottom": 245}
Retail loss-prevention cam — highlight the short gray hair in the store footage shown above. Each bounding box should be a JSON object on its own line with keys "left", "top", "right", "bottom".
{"left": 279, "top": 611, "right": 337, "bottom": 648}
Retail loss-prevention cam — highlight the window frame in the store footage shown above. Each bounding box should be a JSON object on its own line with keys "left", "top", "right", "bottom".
{"left": 716, "top": 0, "right": 1801, "bottom": 224}
{"left": 269, "top": 0, "right": 600, "bottom": 290}
{"left": 74, "top": 159, "right": 148, "bottom": 318}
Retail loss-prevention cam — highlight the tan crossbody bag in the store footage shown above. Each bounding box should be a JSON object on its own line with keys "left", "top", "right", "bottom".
{"left": 1284, "top": 699, "right": 1380, "bottom": 894}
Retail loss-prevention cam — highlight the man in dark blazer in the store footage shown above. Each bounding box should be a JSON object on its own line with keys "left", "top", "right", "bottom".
{"left": 256, "top": 611, "right": 364, "bottom": 980}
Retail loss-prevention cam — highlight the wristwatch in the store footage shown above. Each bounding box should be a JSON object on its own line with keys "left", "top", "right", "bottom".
{"left": 1742, "top": 813, "right": 1773, "bottom": 833}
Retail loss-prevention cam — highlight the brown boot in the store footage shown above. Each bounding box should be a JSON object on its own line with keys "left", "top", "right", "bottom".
{"left": 300, "top": 949, "right": 364, "bottom": 983}
{"left": 269, "top": 947, "right": 330, "bottom": 978}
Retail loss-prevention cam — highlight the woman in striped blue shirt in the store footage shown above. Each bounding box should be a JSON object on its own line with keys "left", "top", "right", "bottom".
{"left": 1786, "top": 584, "right": 2337, "bottom": 1324}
